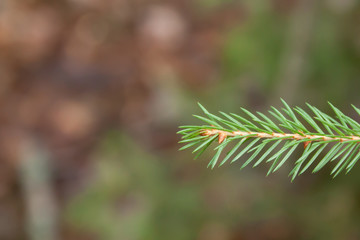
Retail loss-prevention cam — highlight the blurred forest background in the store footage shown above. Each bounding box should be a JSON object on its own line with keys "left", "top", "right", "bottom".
{"left": 0, "top": 0, "right": 360, "bottom": 239}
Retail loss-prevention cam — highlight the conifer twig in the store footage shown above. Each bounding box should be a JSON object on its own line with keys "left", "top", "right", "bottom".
{"left": 201, "top": 129, "right": 360, "bottom": 143}
{"left": 178, "top": 99, "right": 360, "bottom": 181}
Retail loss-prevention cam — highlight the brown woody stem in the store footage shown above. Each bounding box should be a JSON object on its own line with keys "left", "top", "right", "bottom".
{"left": 201, "top": 129, "right": 360, "bottom": 143}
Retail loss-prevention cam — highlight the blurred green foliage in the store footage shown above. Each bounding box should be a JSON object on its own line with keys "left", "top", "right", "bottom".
{"left": 222, "top": 6, "right": 285, "bottom": 89}
{"left": 66, "top": 132, "right": 206, "bottom": 240}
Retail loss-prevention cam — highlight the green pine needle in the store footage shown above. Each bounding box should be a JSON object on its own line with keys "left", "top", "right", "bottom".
{"left": 178, "top": 100, "right": 360, "bottom": 181}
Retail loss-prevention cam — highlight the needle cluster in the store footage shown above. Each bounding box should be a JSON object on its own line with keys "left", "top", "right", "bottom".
{"left": 178, "top": 99, "right": 360, "bottom": 181}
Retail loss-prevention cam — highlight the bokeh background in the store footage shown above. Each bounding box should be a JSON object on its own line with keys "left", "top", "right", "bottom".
{"left": 1, "top": 0, "right": 360, "bottom": 239}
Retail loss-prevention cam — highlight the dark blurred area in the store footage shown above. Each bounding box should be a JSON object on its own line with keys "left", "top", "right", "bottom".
{"left": 0, "top": 0, "right": 360, "bottom": 239}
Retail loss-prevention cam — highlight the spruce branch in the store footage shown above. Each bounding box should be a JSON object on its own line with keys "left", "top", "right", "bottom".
{"left": 178, "top": 100, "right": 360, "bottom": 180}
